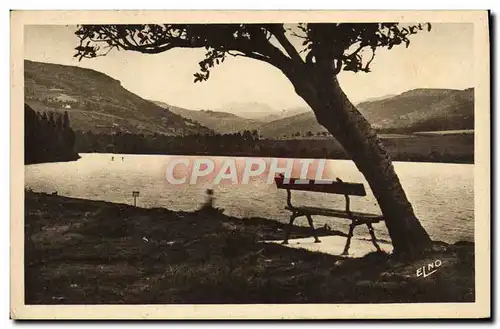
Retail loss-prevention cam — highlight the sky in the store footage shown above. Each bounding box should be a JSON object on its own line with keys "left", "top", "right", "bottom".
{"left": 24, "top": 23, "right": 473, "bottom": 112}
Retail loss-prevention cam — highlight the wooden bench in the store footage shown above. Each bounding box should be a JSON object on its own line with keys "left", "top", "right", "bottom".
{"left": 274, "top": 175, "right": 384, "bottom": 255}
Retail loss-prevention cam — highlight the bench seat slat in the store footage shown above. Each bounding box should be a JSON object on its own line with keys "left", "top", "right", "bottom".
{"left": 285, "top": 205, "right": 383, "bottom": 222}
{"left": 274, "top": 176, "right": 366, "bottom": 196}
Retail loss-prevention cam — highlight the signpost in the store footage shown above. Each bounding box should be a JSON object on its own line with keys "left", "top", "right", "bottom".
{"left": 132, "top": 191, "right": 140, "bottom": 207}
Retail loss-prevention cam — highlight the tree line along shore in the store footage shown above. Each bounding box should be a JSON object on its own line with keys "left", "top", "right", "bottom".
{"left": 25, "top": 103, "right": 473, "bottom": 166}
{"left": 25, "top": 104, "right": 80, "bottom": 164}
{"left": 74, "top": 130, "right": 473, "bottom": 164}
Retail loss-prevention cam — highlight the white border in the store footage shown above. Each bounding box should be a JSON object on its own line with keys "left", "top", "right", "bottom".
{"left": 9, "top": 9, "right": 492, "bottom": 321}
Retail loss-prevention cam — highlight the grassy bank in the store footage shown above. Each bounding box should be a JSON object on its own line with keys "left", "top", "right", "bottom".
{"left": 25, "top": 191, "right": 474, "bottom": 304}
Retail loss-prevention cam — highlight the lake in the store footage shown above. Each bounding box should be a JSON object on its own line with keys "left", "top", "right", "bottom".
{"left": 25, "top": 153, "right": 474, "bottom": 244}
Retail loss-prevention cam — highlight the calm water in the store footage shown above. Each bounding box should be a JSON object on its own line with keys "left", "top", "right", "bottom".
{"left": 25, "top": 153, "right": 474, "bottom": 244}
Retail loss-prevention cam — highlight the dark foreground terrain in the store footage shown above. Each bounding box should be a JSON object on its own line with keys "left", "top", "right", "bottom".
{"left": 25, "top": 191, "right": 474, "bottom": 304}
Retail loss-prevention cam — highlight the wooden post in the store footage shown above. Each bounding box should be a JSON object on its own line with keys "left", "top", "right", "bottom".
{"left": 132, "top": 191, "right": 140, "bottom": 207}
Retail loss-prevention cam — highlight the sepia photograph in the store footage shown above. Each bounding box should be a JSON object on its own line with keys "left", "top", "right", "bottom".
{"left": 10, "top": 10, "right": 490, "bottom": 319}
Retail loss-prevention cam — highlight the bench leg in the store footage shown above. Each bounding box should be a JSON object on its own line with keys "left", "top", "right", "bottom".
{"left": 306, "top": 214, "right": 321, "bottom": 243}
{"left": 366, "top": 222, "right": 382, "bottom": 252}
{"left": 282, "top": 212, "right": 298, "bottom": 244}
{"left": 342, "top": 222, "right": 357, "bottom": 256}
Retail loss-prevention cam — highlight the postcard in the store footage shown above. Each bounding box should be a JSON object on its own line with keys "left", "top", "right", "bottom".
{"left": 10, "top": 10, "right": 490, "bottom": 319}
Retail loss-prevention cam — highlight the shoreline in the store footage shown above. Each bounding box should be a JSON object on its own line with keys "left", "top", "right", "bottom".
{"left": 24, "top": 191, "right": 474, "bottom": 304}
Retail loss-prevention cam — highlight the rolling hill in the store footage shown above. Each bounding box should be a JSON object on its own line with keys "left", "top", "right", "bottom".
{"left": 259, "top": 111, "right": 328, "bottom": 138}
{"left": 153, "top": 101, "right": 262, "bottom": 134}
{"left": 256, "top": 107, "right": 310, "bottom": 123}
{"left": 357, "top": 88, "right": 474, "bottom": 131}
{"left": 151, "top": 101, "right": 311, "bottom": 135}
{"left": 24, "top": 60, "right": 212, "bottom": 135}
{"left": 258, "top": 88, "right": 474, "bottom": 138}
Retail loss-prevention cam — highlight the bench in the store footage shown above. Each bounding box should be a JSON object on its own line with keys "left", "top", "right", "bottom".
{"left": 274, "top": 175, "right": 384, "bottom": 255}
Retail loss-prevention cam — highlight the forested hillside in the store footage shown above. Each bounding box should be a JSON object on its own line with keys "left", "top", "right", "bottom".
{"left": 25, "top": 103, "right": 79, "bottom": 164}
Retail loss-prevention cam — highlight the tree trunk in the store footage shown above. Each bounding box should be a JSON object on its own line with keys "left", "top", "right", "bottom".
{"left": 287, "top": 66, "right": 432, "bottom": 257}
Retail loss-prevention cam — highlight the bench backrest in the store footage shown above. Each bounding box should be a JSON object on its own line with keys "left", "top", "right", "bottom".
{"left": 274, "top": 176, "right": 366, "bottom": 196}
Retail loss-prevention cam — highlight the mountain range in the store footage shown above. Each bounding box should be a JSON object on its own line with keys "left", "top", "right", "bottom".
{"left": 24, "top": 60, "right": 473, "bottom": 138}
{"left": 152, "top": 101, "right": 263, "bottom": 134}
{"left": 257, "top": 88, "right": 474, "bottom": 138}
{"left": 357, "top": 88, "right": 474, "bottom": 131}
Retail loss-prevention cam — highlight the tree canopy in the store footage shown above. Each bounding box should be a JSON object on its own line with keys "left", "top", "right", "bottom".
{"left": 24, "top": 104, "right": 78, "bottom": 164}
{"left": 74, "top": 23, "right": 431, "bottom": 81}
{"left": 73, "top": 22, "right": 435, "bottom": 255}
